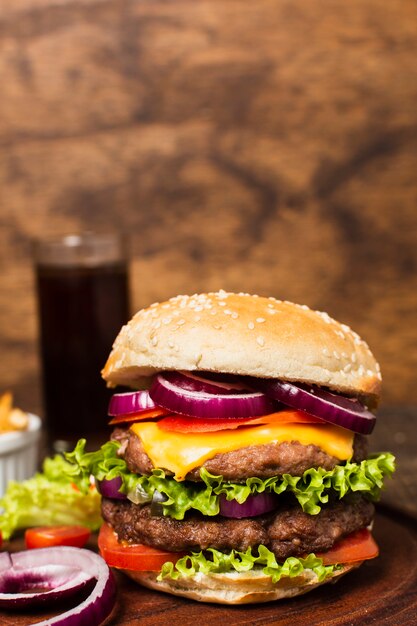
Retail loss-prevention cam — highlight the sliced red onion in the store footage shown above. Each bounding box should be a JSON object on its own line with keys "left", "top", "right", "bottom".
{"left": 149, "top": 371, "right": 277, "bottom": 419}
{"left": 219, "top": 493, "right": 279, "bottom": 518}
{"left": 0, "top": 552, "right": 11, "bottom": 574}
{"left": 96, "top": 476, "right": 127, "bottom": 500}
{"left": 150, "top": 490, "right": 169, "bottom": 516}
{"left": 178, "top": 371, "right": 252, "bottom": 394}
{"left": 249, "top": 379, "right": 376, "bottom": 434}
{"left": 0, "top": 563, "right": 93, "bottom": 607}
{"left": 0, "top": 547, "right": 116, "bottom": 625}
{"left": 108, "top": 390, "right": 156, "bottom": 416}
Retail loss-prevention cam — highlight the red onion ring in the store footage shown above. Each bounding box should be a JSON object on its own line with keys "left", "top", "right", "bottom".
{"left": 0, "top": 547, "right": 116, "bottom": 625}
{"left": 149, "top": 371, "right": 277, "bottom": 418}
{"left": 219, "top": 492, "right": 279, "bottom": 518}
{"left": 108, "top": 390, "right": 156, "bottom": 416}
{"left": 176, "top": 371, "right": 252, "bottom": 394}
{"left": 0, "top": 562, "right": 93, "bottom": 607}
{"left": 249, "top": 378, "right": 376, "bottom": 434}
{"left": 96, "top": 476, "right": 127, "bottom": 500}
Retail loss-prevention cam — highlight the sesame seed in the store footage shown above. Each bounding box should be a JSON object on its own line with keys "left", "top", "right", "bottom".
{"left": 162, "top": 317, "right": 172, "bottom": 325}
{"left": 177, "top": 319, "right": 185, "bottom": 325}
{"left": 195, "top": 306, "right": 203, "bottom": 312}
{"left": 151, "top": 336, "right": 158, "bottom": 346}
{"left": 248, "top": 322, "right": 255, "bottom": 330}
{"left": 256, "top": 317, "right": 265, "bottom": 323}
{"left": 210, "top": 309, "right": 217, "bottom": 315}
{"left": 257, "top": 336, "right": 265, "bottom": 346}
{"left": 231, "top": 312, "right": 239, "bottom": 319}
{"left": 168, "top": 341, "right": 174, "bottom": 349}
{"left": 322, "top": 347, "right": 329, "bottom": 356}
{"left": 318, "top": 311, "right": 332, "bottom": 324}
{"left": 333, "top": 351, "right": 340, "bottom": 359}
{"left": 224, "top": 309, "right": 232, "bottom": 315}
{"left": 344, "top": 363, "right": 352, "bottom": 372}
{"left": 351, "top": 354, "right": 357, "bottom": 363}
{"left": 213, "top": 324, "right": 222, "bottom": 330}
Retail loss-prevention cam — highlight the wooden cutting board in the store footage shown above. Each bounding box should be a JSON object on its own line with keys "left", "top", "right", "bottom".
{"left": 1, "top": 506, "right": 416, "bottom": 625}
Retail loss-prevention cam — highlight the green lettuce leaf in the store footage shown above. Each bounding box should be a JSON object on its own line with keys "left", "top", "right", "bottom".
{"left": 0, "top": 454, "right": 102, "bottom": 541}
{"left": 158, "top": 545, "right": 336, "bottom": 583}
{"left": 64, "top": 440, "right": 395, "bottom": 519}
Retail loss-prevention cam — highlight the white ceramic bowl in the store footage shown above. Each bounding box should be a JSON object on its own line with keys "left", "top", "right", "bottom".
{"left": 0, "top": 414, "right": 42, "bottom": 497}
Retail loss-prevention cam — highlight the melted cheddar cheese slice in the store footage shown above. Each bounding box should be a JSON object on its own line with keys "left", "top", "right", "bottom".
{"left": 130, "top": 421, "right": 354, "bottom": 480}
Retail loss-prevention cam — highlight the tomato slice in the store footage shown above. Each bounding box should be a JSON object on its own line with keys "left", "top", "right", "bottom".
{"left": 25, "top": 526, "right": 91, "bottom": 549}
{"left": 317, "top": 529, "right": 379, "bottom": 565}
{"left": 98, "top": 523, "right": 186, "bottom": 571}
{"left": 158, "top": 409, "right": 325, "bottom": 433}
{"left": 108, "top": 408, "right": 169, "bottom": 425}
{"left": 158, "top": 415, "right": 262, "bottom": 432}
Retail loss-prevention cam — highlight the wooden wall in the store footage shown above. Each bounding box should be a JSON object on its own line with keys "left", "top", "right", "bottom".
{"left": 0, "top": 0, "right": 416, "bottom": 414}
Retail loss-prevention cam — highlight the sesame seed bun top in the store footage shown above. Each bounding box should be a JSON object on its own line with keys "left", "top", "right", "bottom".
{"left": 102, "top": 291, "right": 381, "bottom": 397}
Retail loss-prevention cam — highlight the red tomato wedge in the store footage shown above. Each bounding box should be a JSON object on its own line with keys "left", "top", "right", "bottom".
{"left": 108, "top": 407, "right": 169, "bottom": 425}
{"left": 98, "top": 523, "right": 185, "bottom": 571}
{"left": 158, "top": 409, "right": 325, "bottom": 433}
{"left": 25, "top": 526, "right": 91, "bottom": 549}
{"left": 317, "top": 529, "right": 379, "bottom": 565}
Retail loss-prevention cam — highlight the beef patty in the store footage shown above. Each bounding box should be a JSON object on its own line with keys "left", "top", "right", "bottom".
{"left": 102, "top": 496, "right": 374, "bottom": 560}
{"left": 111, "top": 427, "right": 368, "bottom": 481}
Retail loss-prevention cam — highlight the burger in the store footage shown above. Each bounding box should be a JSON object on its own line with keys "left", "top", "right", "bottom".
{"left": 68, "top": 291, "right": 395, "bottom": 604}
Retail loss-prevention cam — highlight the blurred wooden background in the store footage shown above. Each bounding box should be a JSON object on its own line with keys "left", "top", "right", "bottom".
{"left": 0, "top": 0, "right": 416, "bottom": 415}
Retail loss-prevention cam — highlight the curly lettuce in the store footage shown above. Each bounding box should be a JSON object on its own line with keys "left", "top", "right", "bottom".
{"left": 65, "top": 439, "right": 395, "bottom": 519}
{"left": 158, "top": 545, "right": 336, "bottom": 583}
{"left": 0, "top": 453, "right": 102, "bottom": 540}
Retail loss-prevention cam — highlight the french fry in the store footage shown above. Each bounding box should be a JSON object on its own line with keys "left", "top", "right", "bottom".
{"left": 0, "top": 392, "right": 29, "bottom": 432}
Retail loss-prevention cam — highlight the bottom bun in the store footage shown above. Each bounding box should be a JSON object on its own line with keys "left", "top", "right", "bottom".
{"left": 123, "top": 563, "right": 361, "bottom": 604}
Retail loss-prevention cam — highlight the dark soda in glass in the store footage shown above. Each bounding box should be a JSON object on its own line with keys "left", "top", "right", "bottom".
{"left": 35, "top": 235, "right": 130, "bottom": 452}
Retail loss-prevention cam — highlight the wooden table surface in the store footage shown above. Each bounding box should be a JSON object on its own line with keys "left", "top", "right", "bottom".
{"left": 1, "top": 407, "right": 416, "bottom": 625}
